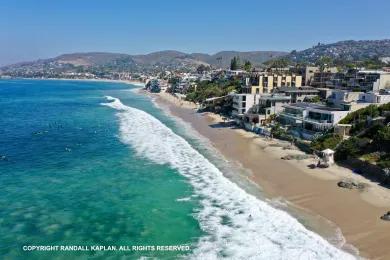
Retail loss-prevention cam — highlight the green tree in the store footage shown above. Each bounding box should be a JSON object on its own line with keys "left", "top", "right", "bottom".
{"left": 267, "top": 58, "right": 290, "bottom": 70}
{"left": 230, "top": 56, "right": 241, "bottom": 70}
{"left": 316, "top": 56, "right": 333, "bottom": 72}
{"left": 244, "top": 60, "right": 252, "bottom": 72}
{"left": 305, "top": 96, "right": 321, "bottom": 103}
{"left": 311, "top": 133, "right": 342, "bottom": 151}
{"left": 168, "top": 76, "right": 180, "bottom": 85}
{"left": 335, "top": 137, "right": 361, "bottom": 161}
{"left": 196, "top": 64, "right": 210, "bottom": 74}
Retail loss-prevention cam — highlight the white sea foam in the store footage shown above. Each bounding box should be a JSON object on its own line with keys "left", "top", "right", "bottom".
{"left": 102, "top": 96, "right": 356, "bottom": 260}
{"left": 176, "top": 197, "right": 192, "bottom": 202}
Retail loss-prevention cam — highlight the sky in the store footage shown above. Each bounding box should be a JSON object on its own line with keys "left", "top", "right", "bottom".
{"left": 1, "top": 0, "right": 390, "bottom": 66}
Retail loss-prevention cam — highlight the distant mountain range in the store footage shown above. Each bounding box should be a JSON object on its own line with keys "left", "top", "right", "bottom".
{"left": 1, "top": 39, "right": 390, "bottom": 77}
{"left": 285, "top": 39, "right": 390, "bottom": 64}
{"left": 0, "top": 50, "right": 286, "bottom": 76}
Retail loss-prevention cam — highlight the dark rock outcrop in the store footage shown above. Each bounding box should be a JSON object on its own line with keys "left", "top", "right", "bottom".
{"left": 337, "top": 180, "right": 366, "bottom": 190}
{"left": 380, "top": 212, "right": 390, "bottom": 221}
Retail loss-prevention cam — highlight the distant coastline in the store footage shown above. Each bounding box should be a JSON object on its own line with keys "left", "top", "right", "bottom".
{"left": 0, "top": 76, "right": 146, "bottom": 87}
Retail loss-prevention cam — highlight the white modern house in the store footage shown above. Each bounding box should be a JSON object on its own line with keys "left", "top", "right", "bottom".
{"left": 279, "top": 103, "right": 350, "bottom": 133}
{"left": 327, "top": 89, "right": 362, "bottom": 110}
{"left": 327, "top": 89, "right": 390, "bottom": 111}
{"left": 358, "top": 90, "right": 390, "bottom": 104}
{"left": 232, "top": 93, "right": 260, "bottom": 117}
{"left": 242, "top": 94, "right": 291, "bottom": 129}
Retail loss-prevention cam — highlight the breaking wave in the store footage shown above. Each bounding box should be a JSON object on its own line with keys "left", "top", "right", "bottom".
{"left": 102, "top": 96, "right": 355, "bottom": 260}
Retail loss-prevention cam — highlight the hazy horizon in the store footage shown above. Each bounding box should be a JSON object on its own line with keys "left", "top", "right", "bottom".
{"left": 2, "top": 0, "right": 390, "bottom": 66}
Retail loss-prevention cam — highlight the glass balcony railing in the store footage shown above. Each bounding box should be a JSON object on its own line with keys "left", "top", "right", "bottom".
{"left": 304, "top": 117, "right": 332, "bottom": 125}
{"left": 280, "top": 112, "right": 303, "bottom": 119}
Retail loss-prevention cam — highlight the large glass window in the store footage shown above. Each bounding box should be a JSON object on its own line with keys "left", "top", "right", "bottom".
{"left": 308, "top": 111, "right": 331, "bottom": 122}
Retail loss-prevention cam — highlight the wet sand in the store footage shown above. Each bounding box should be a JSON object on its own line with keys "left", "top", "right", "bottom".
{"left": 153, "top": 92, "right": 390, "bottom": 260}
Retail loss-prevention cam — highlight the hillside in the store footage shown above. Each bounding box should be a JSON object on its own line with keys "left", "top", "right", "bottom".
{"left": 0, "top": 50, "right": 286, "bottom": 77}
{"left": 192, "top": 51, "right": 287, "bottom": 68}
{"left": 286, "top": 39, "right": 390, "bottom": 65}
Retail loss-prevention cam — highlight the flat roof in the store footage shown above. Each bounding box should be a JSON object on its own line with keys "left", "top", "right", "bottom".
{"left": 277, "top": 86, "right": 319, "bottom": 93}
{"left": 358, "top": 70, "right": 390, "bottom": 74}
{"left": 285, "top": 102, "right": 344, "bottom": 111}
{"left": 259, "top": 95, "right": 291, "bottom": 100}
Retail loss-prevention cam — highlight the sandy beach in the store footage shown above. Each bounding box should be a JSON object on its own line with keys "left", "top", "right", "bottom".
{"left": 153, "top": 91, "right": 390, "bottom": 260}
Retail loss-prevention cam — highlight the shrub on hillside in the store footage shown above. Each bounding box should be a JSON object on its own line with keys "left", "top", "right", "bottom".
{"left": 310, "top": 133, "right": 342, "bottom": 151}
{"left": 335, "top": 137, "right": 362, "bottom": 161}
{"left": 373, "top": 126, "right": 390, "bottom": 153}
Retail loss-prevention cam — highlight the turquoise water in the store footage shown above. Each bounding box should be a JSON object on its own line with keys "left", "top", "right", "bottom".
{"left": 0, "top": 80, "right": 201, "bottom": 259}
{"left": 0, "top": 79, "right": 355, "bottom": 260}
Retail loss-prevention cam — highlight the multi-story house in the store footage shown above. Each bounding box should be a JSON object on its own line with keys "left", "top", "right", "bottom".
{"left": 326, "top": 90, "right": 362, "bottom": 110}
{"left": 314, "top": 69, "right": 390, "bottom": 92}
{"left": 239, "top": 94, "right": 291, "bottom": 130}
{"left": 290, "top": 66, "right": 322, "bottom": 86}
{"left": 347, "top": 70, "right": 390, "bottom": 92}
{"left": 232, "top": 93, "right": 260, "bottom": 117}
{"left": 326, "top": 89, "right": 390, "bottom": 111}
{"left": 245, "top": 94, "right": 291, "bottom": 125}
{"left": 279, "top": 103, "right": 350, "bottom": 133}
{"left": 310, "top": 67, "right": 339, "bottom": 88}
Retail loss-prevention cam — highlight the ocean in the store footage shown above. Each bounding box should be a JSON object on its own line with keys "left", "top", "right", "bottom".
{"left": 0, "top": 79, "right": 354, "bottom": 259}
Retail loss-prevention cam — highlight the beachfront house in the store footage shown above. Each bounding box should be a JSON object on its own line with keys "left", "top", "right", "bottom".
{"left": 327, "top": 89, "right": 390, "bottom": 111}
{"left": 232, "top": 93, "right": 260, "bottom": 125}
{"left": 232, "top": 93, "right": 260, "bottom": 116}
{"left": 279, "top": 102, "right": 350, "bottom": 134}
{"left": 327, "top": 89, "right": 362, "bottom": 110}
{"left": 253, "top": 94, "right": 291, "bottom": 121}
{"left": 241, "top": 94, "right": 291, "bottom": 130}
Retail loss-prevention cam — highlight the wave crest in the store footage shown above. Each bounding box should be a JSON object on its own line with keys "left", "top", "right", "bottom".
{"left": 102, "top": 96, "right": 355, "bottom": 260}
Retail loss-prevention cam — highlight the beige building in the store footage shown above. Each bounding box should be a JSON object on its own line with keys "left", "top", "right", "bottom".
{"left": 242, "top": 73, "right": 302, "bottom": 94}
{"left": 290, "top": 66, "right": 338, "bottom": 86}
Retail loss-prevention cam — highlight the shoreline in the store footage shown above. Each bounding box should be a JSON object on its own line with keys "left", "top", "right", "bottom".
{"left": 152, "top": 91, "right": 390, "bottom": 259}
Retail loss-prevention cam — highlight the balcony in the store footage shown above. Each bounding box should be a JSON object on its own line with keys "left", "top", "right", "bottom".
{"left": 304, "top": 117, "right": 333, "bottom": 127}
{"left": 280, "top": 112, "right": 303, "bottom": 120}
